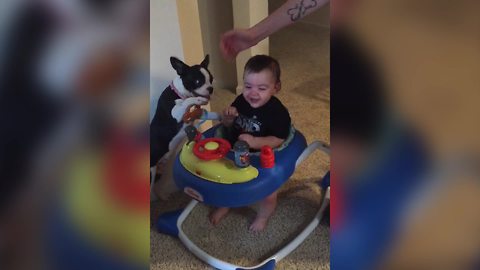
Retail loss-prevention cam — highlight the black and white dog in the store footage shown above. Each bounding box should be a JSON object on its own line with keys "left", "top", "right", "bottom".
{"left": 150, "top": 55, "right": 213, "bottom": 171}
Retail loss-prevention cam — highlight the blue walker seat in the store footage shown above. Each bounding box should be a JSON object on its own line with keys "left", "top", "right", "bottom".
{"left": 173, "top": 125, "right": 308, "bottom": 208}
{"left": 156, "top": 124, "right": 330, "bottom": 270}
{"left": 331, "top": 127, "right": 428, "bottom": 270}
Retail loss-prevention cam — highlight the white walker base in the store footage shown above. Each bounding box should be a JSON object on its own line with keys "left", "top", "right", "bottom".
{"left": 156, "top": 141, "right": 330, "bottom": 270}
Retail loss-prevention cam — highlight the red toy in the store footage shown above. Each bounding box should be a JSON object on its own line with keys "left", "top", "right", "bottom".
{"left": 260, "top": 146, "right": 275, "bottom": 168}
{"left": 193, "top": 138, "right": 231, "bottom": 161}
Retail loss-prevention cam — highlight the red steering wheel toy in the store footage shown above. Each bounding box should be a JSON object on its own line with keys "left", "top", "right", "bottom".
{"left": 193, "top": 138, "right": 231, "bottom": 161}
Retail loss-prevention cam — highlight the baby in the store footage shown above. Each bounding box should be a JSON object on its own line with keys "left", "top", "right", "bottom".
{"left": 210, "top": 55, "right": 291, "bottom": 231}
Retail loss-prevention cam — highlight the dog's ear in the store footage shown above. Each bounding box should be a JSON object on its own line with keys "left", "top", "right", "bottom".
{"left": 200, "top": 54, "right": 209, "bottom": 69}
{"left": 170, "top": 57, "right": 189, "bottom": 75}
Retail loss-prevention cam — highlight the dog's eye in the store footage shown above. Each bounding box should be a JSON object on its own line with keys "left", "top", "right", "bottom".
{"left": 195, "top": 80, "right": 200, "bottom": 85}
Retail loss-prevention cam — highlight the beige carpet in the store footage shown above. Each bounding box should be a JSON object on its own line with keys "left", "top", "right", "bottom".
{"left": 151, "top": 7, "right": 330, "bottom": 269}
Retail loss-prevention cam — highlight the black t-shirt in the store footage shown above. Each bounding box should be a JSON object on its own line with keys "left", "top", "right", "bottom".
{"left": 228, "top": 95, "right": 291, "bottom": 143}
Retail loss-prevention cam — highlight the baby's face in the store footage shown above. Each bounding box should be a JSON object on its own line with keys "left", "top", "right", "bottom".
{"left": 242, "top": 70, "right": 280, "bottom": 108}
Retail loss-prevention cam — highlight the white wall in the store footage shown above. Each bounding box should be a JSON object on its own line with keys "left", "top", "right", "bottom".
{"left": 150, "top": 0, "right": 184, "bottom": 122}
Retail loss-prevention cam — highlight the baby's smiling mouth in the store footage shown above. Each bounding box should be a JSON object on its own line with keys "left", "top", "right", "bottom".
{"left": 248, "top": 97, "right": 260, "bottom": 104}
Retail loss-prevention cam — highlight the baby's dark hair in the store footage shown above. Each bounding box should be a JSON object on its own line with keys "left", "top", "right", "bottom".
{"left": 244, "top": 55, "right": 281, "bottom": 84}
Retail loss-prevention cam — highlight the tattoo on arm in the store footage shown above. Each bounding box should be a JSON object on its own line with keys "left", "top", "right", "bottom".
{"left": 287, "top": 0, "right": 318, "bottom": 22}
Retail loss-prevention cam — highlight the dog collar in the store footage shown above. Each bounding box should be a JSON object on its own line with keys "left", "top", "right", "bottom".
{"left": 170, "top": 81, "right": 186, "bottom": 100}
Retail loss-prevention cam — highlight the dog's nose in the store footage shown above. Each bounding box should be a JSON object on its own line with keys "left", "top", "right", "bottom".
{"left": 207, "top": 87, "right": 213, "bottom": 94}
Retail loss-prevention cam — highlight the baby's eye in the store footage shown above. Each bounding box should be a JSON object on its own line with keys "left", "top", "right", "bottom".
{"left": 259, "top": 88, "right": 267, "bottom": 91}
{"left": 245, "top": 85, "right": 252, "bottom": 89}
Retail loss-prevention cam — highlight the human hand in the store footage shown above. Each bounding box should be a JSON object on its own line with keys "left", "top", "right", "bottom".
{"left": 220, "top": 29, "right": 257, "bottom": 61}
{"left": 238, "top": 133, "right": 254, "bottom": 147}
{"left": 221, "top": 106, "right": 238, "bottom": 126}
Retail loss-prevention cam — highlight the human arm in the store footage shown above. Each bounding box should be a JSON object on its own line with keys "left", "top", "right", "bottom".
{"left": 238, "top": 134, "right": 285, "bottom": 150}
{"left": 220, "top": 0, "right": 329, "bottom": 60}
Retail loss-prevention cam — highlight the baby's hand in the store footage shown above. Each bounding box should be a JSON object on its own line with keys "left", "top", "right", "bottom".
{"left": 238, "top": 133, "right": 254, "bottom": 146}
{"left": 221, "top": 106, "right": 238, "bottom": 126}
{"left": 224, "top": 106, "right": 238, "bottom": 118}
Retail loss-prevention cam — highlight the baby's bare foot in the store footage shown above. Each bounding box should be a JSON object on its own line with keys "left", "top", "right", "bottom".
{"left": 249, "top": 216, "right": 269, "bottom": 232}
{"left": 209, "top": 207, "right": 229, "bottom": 225}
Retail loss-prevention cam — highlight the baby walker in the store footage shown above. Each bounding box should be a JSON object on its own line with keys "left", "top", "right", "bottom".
{"left": 156, "top": 105, "right": 330, "bottom": 270}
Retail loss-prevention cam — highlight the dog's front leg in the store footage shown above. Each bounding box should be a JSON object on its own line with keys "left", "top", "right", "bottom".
{"left": 153, "top": 136, "right": 185, "bottom": 201}
{"left": 171, "top": 97, "right": 208, "bottom": 123}
{"left": 168, "top": 124, "right": 187, "bottom": 152}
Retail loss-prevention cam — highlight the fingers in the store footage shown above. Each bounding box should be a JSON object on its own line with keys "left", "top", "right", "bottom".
{"left": 221, "top": 106, "right": 238, "bottom": 126}
{"left": 224, "top": 106, "right": 238, "bottom": 117}
{"left": 220, "top": 31, "right": 238, "bottom": 61}
{"left": 227, "top": 108, "right": 238, "bottom": 120}
{"left": 222, "top": 106, "right": 234, "bottom": 118}
{"left": 238, "top": 133, "right": 249, "bottom": 141}
{"left": 220, "top": 40, "right": 236, "bottom": 61}
{"left": 238, "top": 133, "right": 253, "bottom": 146}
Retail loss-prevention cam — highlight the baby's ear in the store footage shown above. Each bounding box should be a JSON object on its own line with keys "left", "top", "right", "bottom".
{"left": 275, "top": 81, "right": 282, "bottom": 92}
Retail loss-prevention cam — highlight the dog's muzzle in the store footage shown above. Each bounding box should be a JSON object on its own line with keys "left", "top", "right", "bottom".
{"left": 194, "top": 87, "right": 213, "bottom": 99}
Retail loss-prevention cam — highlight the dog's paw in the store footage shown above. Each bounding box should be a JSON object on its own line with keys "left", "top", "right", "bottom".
{"left": 192, "top": 96, "right": 208, "bottom": 106}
